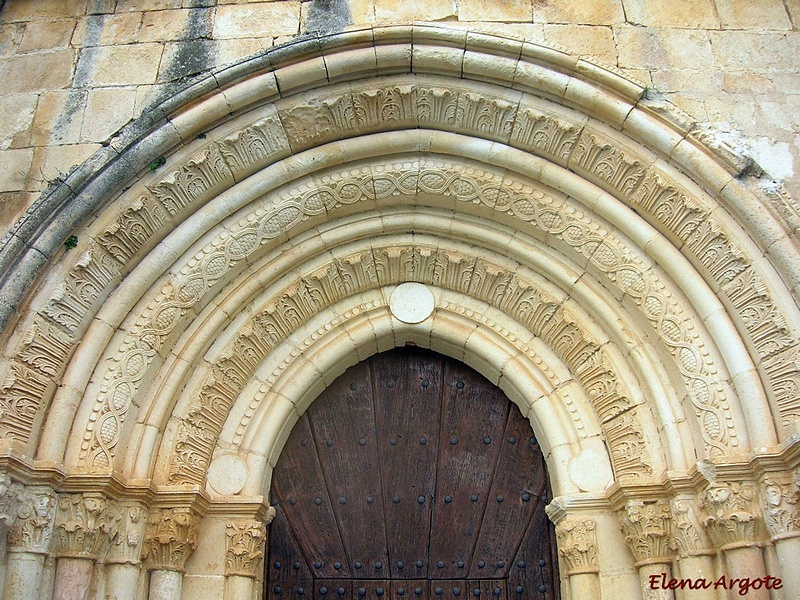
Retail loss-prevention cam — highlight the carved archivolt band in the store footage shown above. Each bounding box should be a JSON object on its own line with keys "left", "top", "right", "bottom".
{"left": 0, "top": 29, "right": 795, "bottom": 496}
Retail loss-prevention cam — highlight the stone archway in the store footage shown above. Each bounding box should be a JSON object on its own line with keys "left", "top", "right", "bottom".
{"left": 0, "top": 25, "right": 798, "bottom": 600}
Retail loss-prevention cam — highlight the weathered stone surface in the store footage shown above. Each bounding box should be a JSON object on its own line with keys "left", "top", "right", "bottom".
{"left": 543, "top": 24, "right": 616, "bottom": 65}
{"left": 71, "top": 13, "right": 142, "bottom": 46}
{"left": 214, "top": 3, "right": 302, "bottom": 38}
{"left": 0, "top": 49, "right": 74, "bottom": 93}
{"left": 1, "top": 0, "right": 87, "bottom": 22}
{"left": 622, "top": 0, "right": 719, "bottom": 28}
{"left": 616, "top": 26, "right": 713, "bottom": 70}
{"left": 81, "top": 88, "right": 137, "bottom": 142}
{"left": 715, "top": 0, "right": 792, "bottom": 30}
{"left": 533, "top": 0, "right": 625, "bottom": 25}
{"left": 711, "top": 31, "right": 800, "bottom": 72}
{"left": 77, "top": 43, "right": 164, "bottom": 86}
{"left": 0, "top": 192, "right": 36, "bottom": 228}
{"left": 29, "top": 144, "right": 100, "bottom": 191}
{"left": 19, "top": 19, "right": 77, "bottom": 52}
{"left": 0, "top": 148, "right": 34, "bottom": 192}
{"left": 30, "top": 90, "right": 86, "bottom": 146}
{"left": 459, "top": 0, "right": 532, "bottom": 22}
{"left": 374, "top": 0, "right": 457, "bottom": 22}
{"left": 0, "top": 94, "right": 38, "bottom": 150}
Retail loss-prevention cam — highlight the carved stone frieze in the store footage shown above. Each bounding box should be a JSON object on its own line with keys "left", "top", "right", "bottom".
{"left": 618, "top": 500, "right": 674, "bottom": 564}
{"left": 0, "top": 361, "right": 52, "bottom": 442}
{"left": 761, "top": 346, "right": 800, "bottom": 427}
{"left": 702, "top": 481, "right": 763, "bottom": 549}
{"left": 98, "top": 194, "right": 170, "bottom": 265}
{"left": 670, "top": 496, "right": 709, "bottom": 557}
{"left": 0, "top": 473, "right": 15, "bottom": 529}
{"left": 572, "top": 132, "right": 648, "bottom": 197}
{"left": 604, "top": 410, "right": 654, "bottom": 482}
{"left": 509, "top": 108, "right": 582, "bottom": 165}
{"left": 762, "top": 470, "right": 800, "bottom": 540}
{"left": 630, "top": 172, "right": 707, "bottom": 243}
{"left": 555, "top": 518, "right": 599, "bottom": 575}
{"left": 142, "top": 507, "right": 200, "bottom": 572}
{"left": 225, "top": 519, "right": 266, "bottom": 578}
{"left": 53, "top": 493, "right": 122, "bottom": 560}
{"left": 6, "top": 486, "right": 56, "bottom": 554}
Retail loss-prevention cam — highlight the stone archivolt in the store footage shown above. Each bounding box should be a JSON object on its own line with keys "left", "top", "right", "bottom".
{"left": 0, "top": 25, "right": 798, "bottom": 600}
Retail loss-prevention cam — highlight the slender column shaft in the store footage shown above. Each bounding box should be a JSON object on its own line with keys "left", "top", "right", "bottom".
{"left": 639, "top": 563, "right": 675, "bottom": 600}
{"left": 722, "top": 546, "right": 769, "bottom": 600}
{"left": 149, "top": 569, "right": 183, "bottom": 600}
{"left": 2, "top": 551, "right": 46, "bottom": 600}
{"left": 52, "top": 556, "right": 94, "bottom": 600}
{"left": 773, "top": 537, "right": 800, "bottom": 598}
{"left": 568, "top": 572, "right": 600, "bottom": 600}
{"left": 225, "top": 574, "right": 254, "bottom": 600}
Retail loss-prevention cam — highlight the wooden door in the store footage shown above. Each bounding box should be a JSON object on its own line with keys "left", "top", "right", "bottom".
{"left": 266, "top": 347, "right": 559, "bottom": 600}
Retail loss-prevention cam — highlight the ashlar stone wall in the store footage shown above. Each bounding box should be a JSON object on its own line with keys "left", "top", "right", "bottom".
{"left": 0, "top": 0, "right": 799, "bottom": 239}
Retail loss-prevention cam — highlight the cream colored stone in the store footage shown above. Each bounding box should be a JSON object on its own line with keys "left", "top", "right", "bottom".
{"left": 0, "top": 191, "right": 35, "bottom": 227}
{"left": 374, "top": 0, "right": 457, "bottom": 23}
{"left": 459, "top": 0, "right": 531, "bottom": 22}
{"left": 0, "top": 148, "right": 33, "bottom": 192}
{"left": 390, "top": 283, "right": 435, "bottom": 324}
{"left": 0, "top": 49, "right": 74, "bottom": 93}
{"left": 19, "top": 19, "right": 76, "bottom": 52}
{"left": 1, "top": 0, "right": 86, "bottom": 21}
{"left": 71, "top": 12, "right": 142, "bottom": 46}
{"left": 29, "top": 143, "right": 100, "bottom": 191}
{"left": 622, "top": 0, "right": 719, "bottom": 28}
{"left": 214, "top": 3, "right": 301, "bottom": 39}
{"left": 0, "top": 94, "right": 37, "bottom": 150}
{"left": 207, "top": 454, "right": 249, "bottom": 496}
{"left": 81, "top": 88, "right": 137, "bottom": 142}
{"left": 115, "top": 0, "right": 181, "bottom": 10}
{"left": 616, "top": 27, "right": 713, "bottom": 71}
{"left": 711, "top": 31, "right": 799, "bottom": 71}
{"left": 533, "top": 0, "right": 625, "bottom": 24}
{"left": 543, "top": 24, "right": 616, "bottom": 66}
{"left": 715, "top": 0, "right": 792, "bottom": 30}
{"left": 81, "top": 43, "right": 163, "bottom": 86}
{"left": 140, "top": 9, "right": 196, "bottom": 42}
{"left": 215, "top": 37, "right": 274, "bottom": 67}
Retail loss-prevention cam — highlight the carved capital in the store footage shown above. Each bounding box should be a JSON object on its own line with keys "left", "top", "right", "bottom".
{"left": 225, "top": 519, "right": 266, "bottom": 578}
{"left": 555, "top": 518, "right": 599, "bottom": 575}
{"left": 702, "top": 481, "right": 763, "bottom": 549}
{"left": 142, "top": 507, "right": 200, "bottom": 572}
{"left": 0, "top": 473, "right": 16, "bottom": 529}
{"left": 671, "top": 496, "right": 711, "bottom": 556}
{"left": 106, "top": 504, "right": 147, "bottom": 565}
{"left": 761, "top": 469, "right": 800, "bottom": 540}
{"left": 54, "top": 493, "right": 122, "bottom": 559}
{"left": 6, "top": 485, "right": 56, "bottom": 554}
{"left": 618, "top": 500, "right": 674, "bottom": 565}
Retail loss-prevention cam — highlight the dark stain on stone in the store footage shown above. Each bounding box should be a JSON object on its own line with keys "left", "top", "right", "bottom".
{"left": 304, "top": 0, "right": 352, "bottom": 34}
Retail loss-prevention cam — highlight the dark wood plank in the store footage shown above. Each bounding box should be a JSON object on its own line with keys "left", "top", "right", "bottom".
{"left": 428, "top": 360, "right": 509, "bottom": 578}
{"left": 307, "top": 360, "right": 389, "bottom": 579}
{"left": 265, "top": 505, "right": 314, "bottom": 600}
{"left": 372, "top": 348, "right": 442, "bottom": 579}
{"left": 507, "top": 493, "right": 559, "bottom": 600}
{"left": 272, "top": 413, "right": 349, "bottom": 578}
{"left": 469, "top": 404, "right": 548, "bottom": 578}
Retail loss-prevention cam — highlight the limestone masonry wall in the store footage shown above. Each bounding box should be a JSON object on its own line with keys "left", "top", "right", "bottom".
{"left": 0, "top": 0, "right": 799, "bottom": 238}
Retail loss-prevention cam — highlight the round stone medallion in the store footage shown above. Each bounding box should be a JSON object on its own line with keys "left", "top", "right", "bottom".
{"left": 207, "top": 454, "right": 249, "bottom": 496}
{"left": 389, "top": 283, "right": 435, "bottom": 324}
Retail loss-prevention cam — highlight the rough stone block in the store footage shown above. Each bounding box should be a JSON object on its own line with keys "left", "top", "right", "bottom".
{"left": 711, "top": 31, "right": 799, "bottom": 72}
{"left": 0, "top": 49, "right": 74, "bottom": 93}
{"left": 31, "top": 90, "right": 87, "bottom": 146}
{"left": 78, "top": 43, "right": 163, "bottom": 86}
{"left": 533, "top": 0, "right": 625, "bottom": 25}
{"left": 459, "top": 0, "right": 532, "bottom": 22}
{"left": 71, "top": 13, "right": 142, "bottom": 46}
{"left": 0, "top": 94, "right": 38, "bottom": 150}
{"left": 115, "top": 0, "right": 182, "bottom": 10}
{"left": 19, "top": 19, "right": 76, "bottom": 52}
{"left": 29, "top": 144, "right": 100, "bottom": 192}
{"left": 140, "top": 8, "right": 214, "bottom": 42}
{"left": 81, "top": 88, "right": 137, "bottom": 143}
{"left": 543, "top": 24, "right": 616, "bottom": 66}
{"left": 715, "top": 0, "right": 792, "bottom": 29}
{"left": 214, "top": 3, "right": 302, "bottom": 38}
{"left": 215, "top": 37, "right": 273, "bottom": 67}
{"left": 0, "top": 192, "right": 36, "bottom": 232}
{"left": 616, "top": 26, "right": 713, "bottom": 71}
{"left": 374, "top": 0, "right": 457, "bottom": 23}
{"left": 1, "top": 0, "right": 86, "bottom": 22}
{"left": 621, "top": 0, "right": 719, "bottom": 28}
{"left": 0, "top": 148, "right": 34, "bottom": 192}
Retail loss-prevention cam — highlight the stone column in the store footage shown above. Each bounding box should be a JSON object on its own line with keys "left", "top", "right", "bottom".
{"left": 52, "top": 493, "right": 122, "bottom": 600}
{"left": 618, "top": 499, "right": 675, "bottom": 600}
{"left": 762, "top": 471, "right": 800, "bottom": 595}
{"left": 553, "top": 517, "right": 601, "bottom": 600}
{"left": 142, "top": 507, "right": 201, "bottom": 600}
{"left": 2, "top": 485, "right": 56, "bottom": 600}
{"left": 105, "top": 503, "right": 147, "bottom": 600}
{"left": 702, "top": 481, "right": 769, "bottom": 600}
{"left": 224, "top": 519, "right": 267, "bottom": 600}
{"left": 669, "top": 495, "right": 717, "bottom": 600}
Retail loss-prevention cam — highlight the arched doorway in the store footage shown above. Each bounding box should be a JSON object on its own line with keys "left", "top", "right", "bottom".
{"left": 265, "top": 347, "right": 559, "bottom": 600}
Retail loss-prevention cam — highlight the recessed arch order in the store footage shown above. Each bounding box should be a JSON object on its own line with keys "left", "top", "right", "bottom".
{"left": 1, "top": 24, "right": 800, "bottom": 600}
